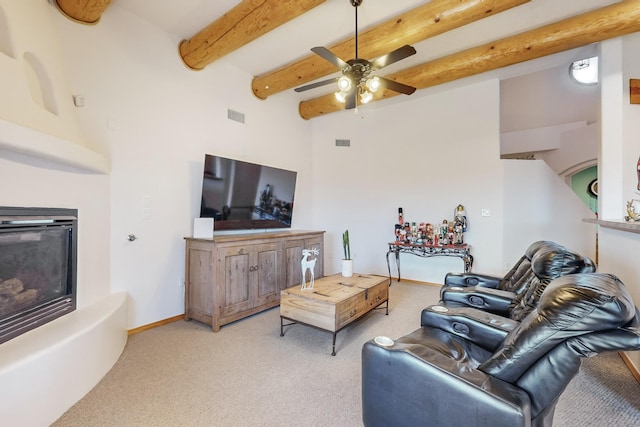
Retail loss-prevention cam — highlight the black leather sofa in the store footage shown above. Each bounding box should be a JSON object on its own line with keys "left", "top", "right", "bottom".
{"left": 440, "top": 241, "right": 595, "bottom": 319}
{"left": 362, "top": 273, "right": 640, "bottom": 427}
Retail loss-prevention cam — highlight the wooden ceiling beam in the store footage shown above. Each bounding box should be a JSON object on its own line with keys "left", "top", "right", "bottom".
{"left": 53, "top": 0, "right": 112, "bottom": 25}
{"left": 252, "top": 0, "right": 530, "bottom": 100}
{"left": 299, "top": 0, "right": 640, "bottom": 120}
{"left": 179, "top": 0, "right": 325, "bottom": 70}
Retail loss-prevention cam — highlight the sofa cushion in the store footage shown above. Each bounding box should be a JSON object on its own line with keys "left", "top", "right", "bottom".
{"left": 480, "top": 273, "right": 635, "bottom": 382}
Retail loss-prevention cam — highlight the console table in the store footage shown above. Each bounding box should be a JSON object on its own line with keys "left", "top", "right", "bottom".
{"left": 184, "top": 230, "right": 324, "bottom": 332}
{"left": 386, "top": 242, "right": 473, "bottom": 284}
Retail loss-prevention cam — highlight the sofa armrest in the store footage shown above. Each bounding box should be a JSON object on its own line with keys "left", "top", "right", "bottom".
{"left": 444, "top": 272, "right": 503, "bottom": 288}
{"left": 421, "top": 305, "right": 517, "bottom": 351}
{"left": 440, "top": 286, "right": 516, "bottom": 314}
{"left": 362, "top": 339, "right": 531, "bottom": 427}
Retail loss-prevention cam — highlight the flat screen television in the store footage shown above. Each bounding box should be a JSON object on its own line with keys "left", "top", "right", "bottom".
{"left": 199, "top": 154, "right": 297, "bottom": 231}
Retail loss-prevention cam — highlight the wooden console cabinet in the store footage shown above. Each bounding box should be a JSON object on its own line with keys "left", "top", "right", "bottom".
{"left": 184, "top": 230, "right": 324, "bottom": 331}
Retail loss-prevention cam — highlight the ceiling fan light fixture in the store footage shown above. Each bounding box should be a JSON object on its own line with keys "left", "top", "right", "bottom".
{"left": 295, "top": 0, "right": 417, "bottom": 111}
{"left": 337, "top": 75, "right": 353, "bottom": 91}
{"left": 335, "top": 91, "right": 348, "bottom": 103}
{"left": 360, "top": 89, "right": 373, "bottom": 104}
{"left": 365, "top": 76, "right": 380, "bottom": 93}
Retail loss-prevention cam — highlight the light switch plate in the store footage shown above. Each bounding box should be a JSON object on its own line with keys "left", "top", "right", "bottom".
{"left": 481, "top": 208, "right": 491, "bottom": 217}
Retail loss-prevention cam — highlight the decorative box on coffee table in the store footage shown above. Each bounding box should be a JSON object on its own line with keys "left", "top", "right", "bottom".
{"left": 280, "top": 273, "right": 388, "bottom": 355}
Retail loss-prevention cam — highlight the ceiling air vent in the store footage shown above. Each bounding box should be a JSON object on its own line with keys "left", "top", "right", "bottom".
{"left": 227, "top": 109, "right": 245, "bottom": 124}
{"left": 335, "top": 139, "right": 350, "bottom": 147}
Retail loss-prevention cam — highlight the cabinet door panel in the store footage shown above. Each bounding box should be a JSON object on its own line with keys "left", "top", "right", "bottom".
{"left": 255, "top": 243, "right": 279, "bottom": 306}
{"left": 220, "top": 247, "right": 252, "bottom": 316}
{"left": 284, "top": 240, "right": 304, "bottom": 289}
{"left": 187, "top": 248, "right": 214, "bottom": 316}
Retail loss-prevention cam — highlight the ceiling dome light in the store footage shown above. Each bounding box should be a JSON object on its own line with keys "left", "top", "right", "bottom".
{"left": 365, "top": 76, "right": 381, "bottom": 93}
{"left": 337, "top": 75, "right": 352, "bottom": 92}
{"left": 570, "top": 56, "right": 598, "bottom": 85}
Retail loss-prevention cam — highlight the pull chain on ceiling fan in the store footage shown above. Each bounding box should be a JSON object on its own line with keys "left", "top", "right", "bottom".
{"left": 295, "top": 0, "right": 417, "bottom": 110}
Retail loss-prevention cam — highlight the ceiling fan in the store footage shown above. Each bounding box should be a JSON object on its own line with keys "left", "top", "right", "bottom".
{"left": 294, "top": 0, "right": 417, "bottom": 110}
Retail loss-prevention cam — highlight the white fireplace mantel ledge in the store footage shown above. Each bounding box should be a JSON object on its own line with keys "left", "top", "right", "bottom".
{"left": 583, "top": 218, "right": 640, "bottom": 234}
{"left": 0, "top": 119, "right": 109, "bottom": 174}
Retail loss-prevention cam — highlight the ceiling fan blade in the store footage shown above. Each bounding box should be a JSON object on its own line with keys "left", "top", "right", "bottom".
{"left": 294, "top": 77, "right": 339, "bottom": 93}
{"left": 311, "top": 46, "right": 349, "bottom": 70}
{"left": 377, "top": 77, "right": 416, "bottom": 95}
{"left": 369, "top": 45, "right": 417, "bottom": 71}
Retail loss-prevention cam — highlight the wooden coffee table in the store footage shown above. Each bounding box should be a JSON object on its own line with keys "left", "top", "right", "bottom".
{"left": 280, "top": 273, "right": 389, "bottom": 355}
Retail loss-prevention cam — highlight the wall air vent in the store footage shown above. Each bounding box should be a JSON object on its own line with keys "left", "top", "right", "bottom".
{"left": 335, "top": 139, "right": 350, "bottom": 147}
{"left": 227, "top": 109, "right": 245, "bottom": 124}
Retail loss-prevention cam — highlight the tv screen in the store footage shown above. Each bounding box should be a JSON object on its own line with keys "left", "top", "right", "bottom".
{"left": 199, "top": 154, "right": 297, "bottom": 231}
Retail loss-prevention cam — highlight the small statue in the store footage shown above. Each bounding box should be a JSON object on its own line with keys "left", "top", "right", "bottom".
{"left": 453, "top": 223, "right": 464, "bottom": 245}
{"left": 300, "top": 247, "right": 320, "bottom": 290}
{"left": 454, "top": 204, "right": 468, "bottom": 232}
{"left": 625, "top": 199, "right": 640, "bottom": 222}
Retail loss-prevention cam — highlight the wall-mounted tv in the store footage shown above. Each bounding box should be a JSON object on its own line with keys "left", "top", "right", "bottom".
{"left": 199, "top": 154, "right": 297, "bottom": 231}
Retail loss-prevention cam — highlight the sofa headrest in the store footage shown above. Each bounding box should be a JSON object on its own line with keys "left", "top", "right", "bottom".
{"left": 480, "top": 273, "right": 636, "bottom": 382}
{"left": 524, "top": 241, "right": 559, "bottom": 261}
{"left": 530, "top": 245, "right": 594, "bottom": 280}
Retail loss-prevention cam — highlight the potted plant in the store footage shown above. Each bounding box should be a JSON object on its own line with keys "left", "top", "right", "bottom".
{"left": 342, "top": 229, "right": 353, "bottom": 277}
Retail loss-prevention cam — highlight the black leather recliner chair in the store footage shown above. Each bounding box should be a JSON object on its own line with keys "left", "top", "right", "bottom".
{"left": 362, "top": 273, "right": 640, "bottom": 427}
{"left": 440, "top": 241, "right": 595, "bottom": 317}
{"left": 443, "top": 240, "right": 556, "bottom": 291}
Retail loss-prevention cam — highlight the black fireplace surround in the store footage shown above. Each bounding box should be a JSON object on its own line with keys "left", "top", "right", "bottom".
{"left": 0, "top": 207, "right": 77, "bottom": 345}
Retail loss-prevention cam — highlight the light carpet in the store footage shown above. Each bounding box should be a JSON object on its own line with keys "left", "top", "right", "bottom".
{"left": 53, "top": 281, "right": 640, "bottom": 426}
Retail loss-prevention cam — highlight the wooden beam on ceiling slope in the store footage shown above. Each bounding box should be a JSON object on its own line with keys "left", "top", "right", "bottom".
{"left": 299, "top": 0, "right": 640, "bottom": 120}
{"left": 252, "top": 0, "right": 531, "bottom": 100}
{"left": 179, "top": 0, "right": 326, "bottom": 70}
{"left": 54, "top": 0, "right": 112, "bottom": 25}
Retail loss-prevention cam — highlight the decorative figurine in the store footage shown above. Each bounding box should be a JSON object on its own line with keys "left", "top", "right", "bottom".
{"left": 300, "top": 247, "right": 320, "bottom": 290}
{"left": 454, "top": 204, "right": 468, "bottom": 232}
{"left": 625, "top": 199, "right": 640, "bottom": 222}
{"left": 453, "top": 204, "right": 468, "bottom": 245}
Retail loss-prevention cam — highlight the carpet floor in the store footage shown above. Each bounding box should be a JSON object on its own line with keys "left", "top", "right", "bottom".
{"left": 53, "top": 281, "right": 640, "bottom": 426}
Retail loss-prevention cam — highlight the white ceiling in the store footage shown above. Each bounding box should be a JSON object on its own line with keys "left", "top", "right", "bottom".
{"left": 111, "top": 0, "right": 610, "bottom": 124}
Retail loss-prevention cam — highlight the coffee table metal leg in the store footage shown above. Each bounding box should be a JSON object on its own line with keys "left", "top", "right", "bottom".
{"left": 332, "top": 332, "right": 337, "bottom": 356}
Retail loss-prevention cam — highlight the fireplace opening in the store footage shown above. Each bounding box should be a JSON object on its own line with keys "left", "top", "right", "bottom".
{"left": 0, "top": 207, "right": 77, "bottom": 345}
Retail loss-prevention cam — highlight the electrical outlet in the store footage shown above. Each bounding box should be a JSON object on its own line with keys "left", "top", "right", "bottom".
{"left": 481, "top": 208, "right": 491, "bottom": 217}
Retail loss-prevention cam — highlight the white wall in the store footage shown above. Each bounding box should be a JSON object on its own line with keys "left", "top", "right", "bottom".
{"left": 53, "top": 5, "right": 314, "bottom": 329}
{"left": 502, "top": 159, "right": 596, "bottom": 269}
{"left": 310, "top": 79, "right": 505, "bottom": 283}
{"left": 308, "top": 77, "right": 596, "bottom": 285}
